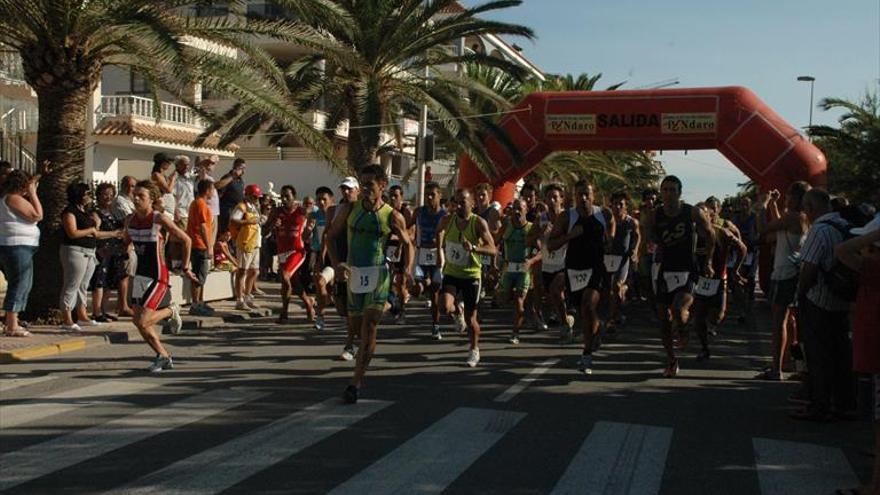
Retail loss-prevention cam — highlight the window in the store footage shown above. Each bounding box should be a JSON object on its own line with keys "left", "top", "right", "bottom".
{"left": 246, "top": 2, "right": 296, "bottom": 20}
{"left": 130, "top": 71, "right": 150, "bottom": 95}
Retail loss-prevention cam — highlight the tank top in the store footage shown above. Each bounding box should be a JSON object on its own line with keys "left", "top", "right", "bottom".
{"left": 128, "top": 211, "right": 167, "bottom": 282}
{"left": 564, "top": 206, "right": 606, "bottom": 271}
{"left": 654, "top": 204, "right": 696, "bottom": 273}
{"left": 416, "top": 206, "right": 445, "bottom": 247}
{"left": 385, "top": 206, "right": 406, "bottom": 260}
{"left": 611, "top": 215, "right": 636, "bottom": 256}
{"left": 96, "top": 208, "right": 123, "bottom": 251}
{"left": 696, "top": 223, "right": 728, "bottom": 280}
{"left": 310, "top": 209, "right": 326, "bottom": 252}
{"left": 276, "top": 206, "right": 306, "bottom": 253}
{"left": 0, "top": 195, "right": 39, "bottom": 246}
{"left": 540, "top": 209, "right": 566, "bottom": 273}
{"left": 61, "top": 205, "right": 97, "bottom": 249}
{"left": 503, "top": 219, "right": 532, "bottom": 263}
{"left": 443, "top": 213, "right": 481, "bottom": 279}
{"left": 346, "top": 200, "right": 393, "bottom": 267}
{"left": 772, "top": 230, "right": 804, "bottom": 280}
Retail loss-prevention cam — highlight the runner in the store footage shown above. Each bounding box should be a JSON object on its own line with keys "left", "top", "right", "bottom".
{"left": 474, "top": 183, "right": 502, "bottom": 304}
{"left": 269, "top": 185, "right": 315, "bottom": 324}
{"left": 605, "top": 191, "right": 641, "bottom": 333}
{"left": 410, "top": 182, "right": 447, "bottom": 339}
{"left": 125, "top": 180, "right": 195, "bottom": 372}
{"left": 701, "top": 195, "right": 744, "bottom": 335}
{"left": 730, "top": 196, "right": 760, "bottom": 326}
{"left": 548, "top": 179, "right": 608, "bottom": 375}
{"left": 306, "top": 186, "right": 334, "bottom": 331}
{"left": 520, "top": 182, "right": 549, "bottom": 330}
{"left": 437, "top": 188, "right": 497, "bottom": 367}
{"left": 386, "top": 184, "right": 413, "bottom": 324}
{"left": 534, "top": 183, "right": 575, "bottom": 341}
{"left": 636, "top": 188, "right": 659, "bottom": 305}
{"left": 327, "top": 177, "right": 359, "bottom": 360}
{"left": 326, "top": 165, "right": 414, "bottom": 404}
{"left": 643, "top": 175, "right": 716, "bottom": 377}
{"left": 497, "top": 199, "right": 540, "bottom": 344}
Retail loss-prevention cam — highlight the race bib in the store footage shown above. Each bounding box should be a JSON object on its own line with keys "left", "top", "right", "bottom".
{"left": 695, "top": 276, "right": 722, "bottom": 297}
{"left": 445, "top": 242, "right": 468, "bottom": 267}
{"left": 418, "top": 248, "right": 438, "bottom": 266}
{"left": 385, "top": 245, "right": 401, "bottom": 263}
{"left": 542, "top": 246, "right": 567, "bottom": 272}
{"left": 663, "top": 271, "right": 690, "bottom": 292}
{"left": 567, "top": 268, "right": 593, "bottom": 292}
{"left": 604, "top": 255, "right": 624, "bottom": 273}
{"left": 350, "top": 265, "right": 380, "bottom": 294}
{"left": 506, "top": 262, "right": 526, "bottom": 273}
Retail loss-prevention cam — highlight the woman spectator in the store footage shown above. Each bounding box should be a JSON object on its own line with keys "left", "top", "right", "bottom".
{"left": 89, "top": 182, "right": 126, "bottom": 322}
{"left": 0, "top": 170, "right": 42, "bottom": 336}
{"left": 150, "top": 153, "right": 176, "bottom": 218}
{"left": 59, "top": 182, "right": 121, "bottom": 332}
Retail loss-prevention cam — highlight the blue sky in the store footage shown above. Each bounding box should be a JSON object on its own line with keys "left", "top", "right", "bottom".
{"left": 463, "top": 0, "right": 879, "bottom": 202}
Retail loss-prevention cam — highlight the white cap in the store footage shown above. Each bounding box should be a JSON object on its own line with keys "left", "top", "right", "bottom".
{"left": 340, "top": 176, "right": 359, "bottom": 189}
{"left": 851, "top": 214, "right": 880, "bottom": 245}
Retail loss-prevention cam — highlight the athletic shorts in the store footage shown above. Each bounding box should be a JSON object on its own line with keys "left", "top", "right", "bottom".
{"left": 694, "top": 278, "right": 727, "bottom": 308}
{"left": 191, "top": 249, "right": 211, "bottom": 287}
{"left": 237, "top": 249, "right": 260, "bottom": 270}
{"left": 607, "top": 257, "right": 631, "bottom": 286}
{"left": 770, "top": 277, "right": 798, "bottom": 307}
{"left": 442, "top": 275, "right": 482, "bottom": 313}
{"left": 347, "top": 267, "right": 391, "bottom": 316}
{"left": 279, "top": 249, "right": 307, "bottom": 277}
{"left": 542, "top": 270, "right": 564, "bottom": 292}
{"left": 638, "top": 254, "right": 653, "bottom": 278}
{"left": 501, "top": 271, "right": 531, "bottom": 295}
{"left": 129, "top": 275, "right": 171, "bottom": 311}
{"left": 655, "top": 270, "right": 696, "bottom": 307}
{"left": 415, "top": 265, "right": 443, "bottom": 286}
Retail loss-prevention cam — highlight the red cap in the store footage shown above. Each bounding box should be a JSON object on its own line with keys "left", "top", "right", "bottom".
{"left": 244, "top": 184, "right": 262, "bottom": 198}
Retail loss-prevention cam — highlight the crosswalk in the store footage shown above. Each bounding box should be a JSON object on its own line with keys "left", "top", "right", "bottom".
{"left": 0, "top": 380, "right": 866, "bottom": 494}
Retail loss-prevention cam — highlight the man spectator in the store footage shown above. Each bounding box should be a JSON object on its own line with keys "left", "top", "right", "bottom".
{"left": 196, "top": 155, "right": 221, "bottom": 246}
{"left": 187, "top": 179, "right": 216, "bottom": 316}
{"left": 231, "top": 184, "right": 262, "bottom": 310}
{"left": 170, "top": 155, "right": 195, "bottom": 271}
{"left": 791, "top": 188, "right": 856, "bottom": 422}
{"left": 112, "top": 175, "right": 137, "bottom": 220}
{"left": 216, "top": 158, "right": 247, "bottom": 234}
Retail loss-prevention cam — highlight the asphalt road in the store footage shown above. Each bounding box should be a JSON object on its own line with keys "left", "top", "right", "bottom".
{"left": 0, "top": 294, "right": 872, "bottom": 494}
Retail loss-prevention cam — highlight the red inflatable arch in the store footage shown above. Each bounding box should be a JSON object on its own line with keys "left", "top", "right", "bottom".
{"left": 457, "top": 86, "right": 827, "bottom": 204}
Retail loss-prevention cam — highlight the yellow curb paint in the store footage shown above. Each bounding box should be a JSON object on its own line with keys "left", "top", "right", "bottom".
{"left": 0, "top": 339, "right": 88, "bottom": 363}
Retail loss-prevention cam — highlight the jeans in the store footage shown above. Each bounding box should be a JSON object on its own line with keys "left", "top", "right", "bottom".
{"left": 800, "top": 298, "right": 856, "bottom": 414}
{"left": 59, "top": 244, "right": 97, "bottom": 312}
{"left": 0, "top": 245, "right": 38, "bottom": 313}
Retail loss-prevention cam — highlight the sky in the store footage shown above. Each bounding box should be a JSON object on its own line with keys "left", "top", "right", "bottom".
{"left": 462, "top": 0, "right": 880, "bottom": 202}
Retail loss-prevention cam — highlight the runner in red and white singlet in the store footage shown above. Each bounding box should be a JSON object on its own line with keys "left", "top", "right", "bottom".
{"left": 270, "top": 185, "right": 315, "bottom": 323}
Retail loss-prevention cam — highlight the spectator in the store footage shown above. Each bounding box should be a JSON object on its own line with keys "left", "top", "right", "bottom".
{"left": 150, "top": 153, "right": 176, "bottom": 218}
{"left": 791, "top": 188, "right": 856, "bottom": 422}
{"left": 216, "top": 158, "right": 247, "bottom": 234}
{"left": 213, "top": 230, "right": 238, "bottom": 272}
{"left": 112, "top": 175, "right": 137, "bottom": 219}
{"left": 112, "top": 175, "right": 137, "bottom": 317}
{"left": 834, "top": 215, "right": 880, "bottom": 495}
{"left": 196, "top": 156, "right": 221, "bottom": 246}
{"left": 89, "top": 183, "right": 126, "bottom": 322}
{"left": 231, "top": 184, "right": 262, "bottom": 310}
{"left": 0, "top": 170, "right": 42, "bottom": 336}
{"left": 186, "top": 179, "right": 216, "bottom": 316}
{"left": 424, "top": 165, "right": 433, "bottom": 183}
{"left": 0, "top": 160, "right": 13, "bottom": 184}
{"left": 59, "top": 182, "right": 121, "bottom": 332}
{"left": 170, "top": 155, "right": 195, "bottom": 271}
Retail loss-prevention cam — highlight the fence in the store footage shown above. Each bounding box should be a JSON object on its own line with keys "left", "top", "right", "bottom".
{"left": 0, "top": 132, "right": 36, "bottom": 174}
{"left": 99, "top": 95, "right": 203, "bottom": 128}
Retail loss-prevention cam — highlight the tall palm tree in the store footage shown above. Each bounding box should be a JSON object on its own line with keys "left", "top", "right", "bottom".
{"left": 0, "top": 0, "right": 340, "bottom": 317}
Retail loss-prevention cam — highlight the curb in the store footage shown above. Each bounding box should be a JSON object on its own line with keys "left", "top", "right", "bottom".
{"left": 0, "top": 331, "right": 129, "bottom": 364}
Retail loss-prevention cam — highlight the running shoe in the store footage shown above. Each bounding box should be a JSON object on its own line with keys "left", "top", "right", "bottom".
{"left": 564, "top": 314, "right": 576, "bottom": 330}
{"left": 340, "top": 345, "right": 356, "bottom": 361}
{"left": 578, "top": 354, "right": 593, "bottom": 375}
{"left": 707, "top": 323, "right": 718, "bottom": 337}
{"left": 60, "top": 323, "right": 83, "bottom": 333}
{"left": 314, "top": 315, "right": 325, "bottom": 331}
{"left": 148, "top": 355, "right": 174, "bottom": 373}
{"left": 245, "top": 296, "right": 260, "bottom": 310}
{"left": 663, "top": 359, "right": 680, "bottom": 378}
{"left": 466, "top": 348, "right": 480, "bottom": 368}
{"left": 455, "top": 309, "right": 467, "bottom": 335}
{"left": 431, "top": 324, "right": 442, "bottom": 340}
{"left": 168, "top": 303, "right": 183, "bottom": 335}
{"left": 509, "top": 333, "right": 520, "bottom": 345}
{"left": 343, "top": 385, "right": 358, "bottom": 404}
{"left": 534, "top": 315, "right": 549, "bottom": 332}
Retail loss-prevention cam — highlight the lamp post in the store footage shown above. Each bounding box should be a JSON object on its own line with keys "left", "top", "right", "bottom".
{"left": 797, "top": 75, "right": 815, "bottom": 140}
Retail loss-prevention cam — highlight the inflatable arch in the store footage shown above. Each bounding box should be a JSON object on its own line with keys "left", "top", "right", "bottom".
{"left": 457, "top": 86, "right": 827, "bottom": 204}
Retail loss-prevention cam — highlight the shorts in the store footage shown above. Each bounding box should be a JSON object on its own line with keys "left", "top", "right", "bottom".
{"left": 442, "top": 275, "right": 482, "bottom": 313}
{"left": 770, "top": 277, "right": 798, "bottom": 307}
{"left": 638, "top": 254, "right": 654, "bottom": 277}
{"left": 542, "top": 270, "right": 564, "bottom": 291}
{"left": 566, "top": 266, "right": 604, "bottom": 305}
{"left": 501, "top": 271, "right": 531, "bottom": 295}
{"left": 237, "top": 249, "right": 260, "bottom": 270}
{"left": 694, "top": 278, "right": 727, "bottom": 308}
{"left": 347, "top": 267, "right": 391, "bottom": 316}
{"left": 655, "top": 270, "right": 696, "bottom": 307}
{"left": 279, "top": 249, "right": 306, "bottom": 277}
{"left": 415, "top": 265, "right": 443, "bottom": 286}
{"left": 129, "top": 275, "right": 171, "bottom": 311}
{"left": 607, "top": 257, "right": 631, "bottom": 286}
{"left": 191, "top": 249, "right": 211, "bottom": 286}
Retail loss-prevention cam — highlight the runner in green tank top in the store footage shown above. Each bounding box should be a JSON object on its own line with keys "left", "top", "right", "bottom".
{"left": 326, "top": 165, "right": 414, "bottom": 404}
{"left": 498, "top": 199, "right": 541, "bottom": 345}
{"left": 437, "top": 188, "right": 497, "bottom": 367}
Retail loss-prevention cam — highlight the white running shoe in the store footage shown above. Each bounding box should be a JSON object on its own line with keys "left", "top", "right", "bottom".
{"left": 168, "top": 303, "right": 183, "bottom": 335}
{"left": 61, "top": 323, "right": 83, "bottom": 333}
{"left": 78, "top": 319, "right": 102, "bottom": 327}
{"left": 534, "top": 315, "right": 548, "bottom": 332}
{"left": 340, "top": 345, "right": 356, "bottom": 361}
{"left": 509, "top": 334, "right": 520, "bottom": 345}
{"left": 431, "top": 324, "right": 442, "bottom": 340}
{"left": 466, "top": 348, "right": 480, "bottom": 368}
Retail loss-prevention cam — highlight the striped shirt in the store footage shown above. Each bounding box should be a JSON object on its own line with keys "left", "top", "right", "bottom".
{"left": 800, "top": 212, "right": 850, "bottom": 312}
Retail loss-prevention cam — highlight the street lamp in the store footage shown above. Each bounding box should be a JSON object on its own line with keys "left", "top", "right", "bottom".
{"left": 797, "top": 75, "right": 815, "bottom": 139}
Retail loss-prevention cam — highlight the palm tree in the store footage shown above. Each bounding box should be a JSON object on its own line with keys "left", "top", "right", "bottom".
{"left": 0, "top": 0, "right": 340, "bottom": 317}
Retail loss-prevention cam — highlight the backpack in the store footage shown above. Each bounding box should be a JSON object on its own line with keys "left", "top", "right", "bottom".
{"left": 819, "top": 220, "right": 859, "bottom": 302}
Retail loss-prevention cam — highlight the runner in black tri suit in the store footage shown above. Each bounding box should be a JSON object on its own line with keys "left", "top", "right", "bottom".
{"left": 548, "top": 179, "right": 609, "bottom": 375}
{"left": 645, "top": 175, "right": 716, "bottom": 377}
{"left": 605, "top": 191, "right": 640, "bottom": 333}
{"left": 386, "top": 185, "right": 413, "bottom": 324}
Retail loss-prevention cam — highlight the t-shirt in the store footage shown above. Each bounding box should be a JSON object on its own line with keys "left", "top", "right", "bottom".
{"left": 853, "top": 255, "right": 880, "bottom": 373}
{"left": 186, "top": 197, "right": 213, "bottom": 251}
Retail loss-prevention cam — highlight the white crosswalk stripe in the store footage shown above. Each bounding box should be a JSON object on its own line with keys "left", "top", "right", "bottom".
{"left": 753, "top": 437, "right": 861, "bottom": 495}
{"left": 0, "top": 389, "right": 264, "bottom": 491}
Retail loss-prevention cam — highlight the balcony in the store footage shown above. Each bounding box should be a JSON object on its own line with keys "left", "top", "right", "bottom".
{"left": 0, "top": 50, "right": 26, "bottom": 84}
{"left": 98, "top": 95, "right": 204, "bottom": 129}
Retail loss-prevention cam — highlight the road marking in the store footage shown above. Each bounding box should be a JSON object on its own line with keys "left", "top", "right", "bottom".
{"left": 0, "top": 375, "right": 57, "bottom": 393}
{"left": 329, "top": 407, "right": 526, "bottom": 494}
{"left": 0, "top": 389, "right": 263, "bottom": 491}
{"left": 112, "top": 398, "right": 392, "bottom": 495}
{"left": 551, "top": 421, "right": 672, "bottom": 495}
{"left": 494, "top": 359, "right": 559, "bottom": 403}
{"left": 0, "top": 380, "right": 159, "bottom": 429}
{"left": 753, "top": 437, "right": 860, "bottom": 495}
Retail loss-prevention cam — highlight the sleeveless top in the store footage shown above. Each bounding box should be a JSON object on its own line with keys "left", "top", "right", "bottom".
{"left": 772, "top": 230, "right": 805, "bottom": 281}
{"left": 276, "top": 206, "right": 306, "bottom": 253}
{"left": 128, "top": 211, "right": 168, "bottom": 282}
{"left": 385, "top": 205, "right": 407, "bottom": 259}
{"left": 443, "top": 213, "right": 481, "bottom": 279}
{"left": 564, "top": 206, "right": 606, "bottom": 271}
{"left": 539, "top": 209, "right": 566, "bottom": 273}
{"left": 61, "top": 205, "right": 97, "bottom": 249}
{"left": 96, "top": 208, "right": 123, "bottom": 251}
{"left": 346, "top": 200, "right": 393, "bottom": 267}
{"left": 654, "top": 204, "right": 696, "bottom": 273}
{"left": 502, "top": 219, "right": 532, "bottom": 263}
{"left": 310, "top": 209, "right": 326, "bottom": 252}
{"left": 610, "top": 215, "right": 636, "bottom": 256}
{"left": 0, "top": 195, "right": 39, "bottom": 246}
{"left": 696, "top": 222, "right": 728, "bottom": 280}
{"left": 416, "top": 206, "right": 445, "bottom": 247}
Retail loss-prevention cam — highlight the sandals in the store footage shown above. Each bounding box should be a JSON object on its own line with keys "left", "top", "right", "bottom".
{"left": 3, "top": 328, "right": 32, "bottom": 337}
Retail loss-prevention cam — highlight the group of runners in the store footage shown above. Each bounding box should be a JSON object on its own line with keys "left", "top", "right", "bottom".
{"left": 122, "top": 162, "right": 759, "bottom": 404}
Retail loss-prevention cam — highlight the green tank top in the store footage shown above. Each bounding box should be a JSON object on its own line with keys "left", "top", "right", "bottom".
{"left": 347, "top": 200, "right": 393, "bottom": 267}
{"left": 503, "top": 219, "right": 532, "bottom": 263}
{"left": 443, "top": 213, "right": 482, "bottom": 279}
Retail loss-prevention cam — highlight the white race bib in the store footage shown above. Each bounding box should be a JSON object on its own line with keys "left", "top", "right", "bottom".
{"left": 695, "top": 276, "right": 722, "bottom": 297}
{"left": 417, "top": 248, "right": 438, "bottom": 266}
{"left": 506, "top": 262, "right": 526, "bottom": 273}
{"left": 541, "top": 246, "right": 567, "bottom": 272}
{"left": 604, "top": 255, "right": 624, "bottom": 273}
{"left": 663, "top": 271, "right": 690, "bottom": 292}
{"left": 567, "top": 268, "right": 593, "bottom": 292}
{"left": 350, "top": 265, "right": 380, "bottom": 294}
{"left": 445, "top": 242, "right": 468, "bottom": 267}
{"left": 385, "top": 245, "right": 401, "bottom": 263}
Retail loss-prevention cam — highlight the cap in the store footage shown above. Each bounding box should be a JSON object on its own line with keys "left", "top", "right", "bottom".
{"left": 340, "top": 176, "right": 359, "bottom": 189}
{"left": 244, "top": 184, "right": 263, "bottom": 198}
{"left": 851, "top": 214, "right": 880, "bottom": 245}
{"left": 153, "top": 152, "right": 173, "bottom": 164}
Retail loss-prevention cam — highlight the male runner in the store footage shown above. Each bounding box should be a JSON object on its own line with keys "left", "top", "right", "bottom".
{"left": 326, "top": 165, "right": 414, "bottom": 404}
{"left": 474, "top": 183, "right": 502, "bottom": 302}
{"left": 306, "top": 186, "right": 334, "bottom": 331}
{"left": 269, "top": 185, "right": 315, "bottom": 324}
{"left": 532, "top": 184, "right": 574, "bottom": 340}
{"left": 437, "top": 188, "right": 497, "bottom": 366}
{"left": 548, "top": 179, "right": 608, "bottom": 375}
{"left": 730, "top": 196, "right": 760, "bottom": 325}
{"left": 410, "top": 182, "right": 447, "bottom": 339}
{"left": 386, "top": 184, "right": 413, "bottom": 323}
{"left": 498, "top": 199, "right": 540, "bottom": 344}
{"left": 605, "top": 191, "right": 641, "bottom": 331}
{"left": 328, "top": 177, "right": 360, "bottom": 360}
{"left": 637, "top": 188, "right": 659, "bottom": 305}
{"left": 643, "top": 176, "right": 716, "bottom": 377}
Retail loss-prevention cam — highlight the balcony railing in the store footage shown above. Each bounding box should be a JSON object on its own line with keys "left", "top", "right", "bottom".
{"left": 0, "top": 50, "right": 26, "bottom": 84}
{"left": 99, "top": 95, "right": 204, "bottom": 128}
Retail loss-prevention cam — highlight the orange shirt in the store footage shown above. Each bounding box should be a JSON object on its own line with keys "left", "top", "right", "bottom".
{"left": 187, "top": 197, "right": 213, "bottom": 251}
